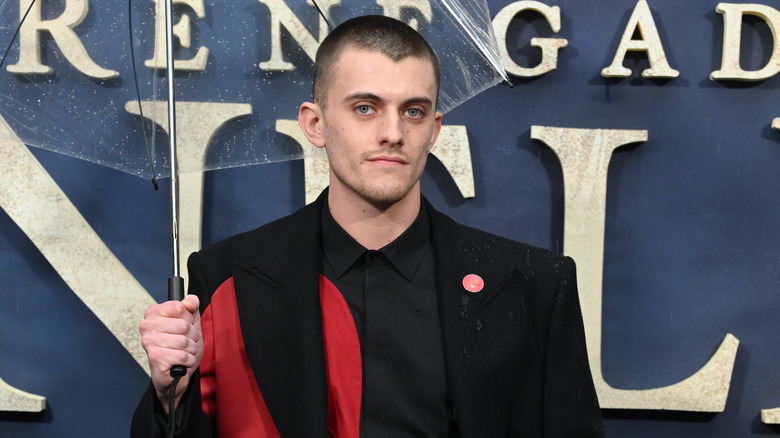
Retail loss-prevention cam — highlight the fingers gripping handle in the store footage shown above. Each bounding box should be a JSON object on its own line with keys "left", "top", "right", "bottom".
{"left": 168, "top": 276, "right": 187, "bottom": 378}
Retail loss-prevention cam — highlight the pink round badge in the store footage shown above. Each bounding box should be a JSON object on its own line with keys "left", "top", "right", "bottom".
{"left": 462, "top": 274, "right": 484, "bottom": 293}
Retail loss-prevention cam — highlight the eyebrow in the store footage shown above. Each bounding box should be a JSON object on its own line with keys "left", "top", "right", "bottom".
{"left": 344, "top": 92, "right": 434, "bottom": 108}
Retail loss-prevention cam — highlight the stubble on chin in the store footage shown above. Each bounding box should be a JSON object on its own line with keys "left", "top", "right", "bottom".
{"left": 334, "top": 167, "right": 418, "bottom": 210}
{"left": 361, "top": 184, "right": 412, "bottom": 208}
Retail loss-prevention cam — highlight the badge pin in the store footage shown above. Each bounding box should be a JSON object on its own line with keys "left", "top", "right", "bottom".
{"left": 462, "top": 274, "right": 484, "bottom": 293}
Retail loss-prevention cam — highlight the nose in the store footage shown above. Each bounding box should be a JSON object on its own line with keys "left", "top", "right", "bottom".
{"left": 377, "top": 113, "right": 404, "bottom": 147}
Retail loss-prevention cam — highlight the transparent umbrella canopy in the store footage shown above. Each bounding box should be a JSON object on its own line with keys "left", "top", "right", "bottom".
{"left": 0, "top": 0, "right": 508, "bottom": 181}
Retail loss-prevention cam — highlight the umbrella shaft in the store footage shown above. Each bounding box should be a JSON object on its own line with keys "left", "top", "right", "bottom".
{"left": 165, "top": 0, "right": 181, "bottom": 279}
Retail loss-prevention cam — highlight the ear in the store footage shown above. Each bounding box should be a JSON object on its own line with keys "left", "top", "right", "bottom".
{"left": 298, "top": 101, "right": 326, "bottom": 149}
{"left": 427, "top": 111, "right": 443, "bottom": 154}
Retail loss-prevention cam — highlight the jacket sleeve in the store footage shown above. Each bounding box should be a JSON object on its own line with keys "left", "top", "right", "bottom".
{"left": 130, "top": 371, "right": 213, "bottom": 438}
{"left": 543, "top": 256, "right": 605, "bottom": 437}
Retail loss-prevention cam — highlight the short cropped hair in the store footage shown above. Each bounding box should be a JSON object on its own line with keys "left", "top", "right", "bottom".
{"left": 312, "top": 15, "right": 441, "bottom": 108}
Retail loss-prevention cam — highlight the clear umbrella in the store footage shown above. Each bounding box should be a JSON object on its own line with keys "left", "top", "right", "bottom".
{"left": 1, "top": 0, "right": 508, "bottom": 179}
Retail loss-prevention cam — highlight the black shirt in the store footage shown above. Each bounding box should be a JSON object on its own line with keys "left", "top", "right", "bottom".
{"left": 320, "top": 202, "right": 455, "bottom": 437}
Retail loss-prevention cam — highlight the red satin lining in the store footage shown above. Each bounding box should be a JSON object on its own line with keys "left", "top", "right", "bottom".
{"left": 200, "top": 277, "right": 280, "bottom": 437}
{"left": 320, "top": 274, "right": 363, "bottom": 438}
{"left": 198, "top": 275, "right": 362, "bottom": 437}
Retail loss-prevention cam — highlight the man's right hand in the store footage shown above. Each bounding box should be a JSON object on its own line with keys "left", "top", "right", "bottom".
{"left": 139, "top": 294, "right": 203, "bottom": 413}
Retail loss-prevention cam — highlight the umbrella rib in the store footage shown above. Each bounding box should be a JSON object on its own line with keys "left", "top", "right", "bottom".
{"left": 128, "top": 0, "right": 158, "bottom": 190}
{"left": 311, "top": 0, "right": 335, "bottom": 31}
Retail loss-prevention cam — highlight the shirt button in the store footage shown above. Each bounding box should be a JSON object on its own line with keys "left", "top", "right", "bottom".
{"left": 368, "top": 251, "right": 379, "bottom": 261}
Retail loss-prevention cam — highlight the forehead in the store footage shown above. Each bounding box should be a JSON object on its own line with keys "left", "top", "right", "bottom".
{"left": 327, "top": 48, "right": 438, "bottom": 102}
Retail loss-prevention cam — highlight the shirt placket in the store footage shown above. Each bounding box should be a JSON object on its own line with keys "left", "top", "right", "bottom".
{"left": 363, "top": 250, "right": 391, "bottom": 436}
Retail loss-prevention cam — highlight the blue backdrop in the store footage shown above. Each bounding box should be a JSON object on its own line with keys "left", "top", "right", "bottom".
{"left": 2, "top": 0, "right": 780, "bottom": 436}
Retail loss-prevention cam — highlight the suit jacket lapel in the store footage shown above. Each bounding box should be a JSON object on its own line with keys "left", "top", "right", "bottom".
{"left": 426, "top": 199, "right": 516, "bottom": 436}
{"left": 232, "top": 194, "right": 329, "bottom": 437}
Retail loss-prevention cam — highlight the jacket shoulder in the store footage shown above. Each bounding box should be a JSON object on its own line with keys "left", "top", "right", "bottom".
{"left": 186, "top": 198, "right": 322, "bottom": 298}
{"left": 428, "top": 203, "right": 573, "bottom": 275}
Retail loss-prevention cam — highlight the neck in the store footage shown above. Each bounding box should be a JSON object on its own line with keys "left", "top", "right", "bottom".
{"left": 327, "top": 187, "right": 421, "bottom": 250}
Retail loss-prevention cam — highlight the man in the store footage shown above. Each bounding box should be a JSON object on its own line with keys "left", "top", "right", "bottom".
{"left": 132, "top": 15, "right": 604, "bottom": 437}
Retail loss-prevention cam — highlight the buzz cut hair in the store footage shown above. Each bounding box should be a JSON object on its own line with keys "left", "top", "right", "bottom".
{"left": 312, "top": 15, "right": 441, "bottom": 109}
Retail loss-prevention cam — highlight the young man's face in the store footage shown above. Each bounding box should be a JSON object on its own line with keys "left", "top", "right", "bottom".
{"left": 314, "top": 47, "right": 442, "bottom": 208}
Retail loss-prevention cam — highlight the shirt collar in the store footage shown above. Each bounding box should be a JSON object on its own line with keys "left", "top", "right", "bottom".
{"left": 321, "top": 200, "right": 431, "bottom": 281}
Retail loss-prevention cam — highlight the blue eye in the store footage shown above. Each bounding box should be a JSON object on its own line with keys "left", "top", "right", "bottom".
{"left": 356, "top": 105, "right": 372, "bottom": 114}
{"left": 406, "top": 108, "right": 423, "bottom": 118}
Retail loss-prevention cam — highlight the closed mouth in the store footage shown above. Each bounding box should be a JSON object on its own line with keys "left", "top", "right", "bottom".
{"left": 367, "top": 155, "right": 408, "bottom": 166}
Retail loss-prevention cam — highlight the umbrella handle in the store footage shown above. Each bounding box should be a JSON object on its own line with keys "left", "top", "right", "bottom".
{"left": 168, "top": 276, "right": 187, "bottom": 378}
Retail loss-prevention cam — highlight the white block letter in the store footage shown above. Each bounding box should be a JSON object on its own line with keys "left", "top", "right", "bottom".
{"left": 710, "top": 3, "right": 780, "bottom": 81}
{"left": 532, "top": 125, "right": 738, "bottom": 411}
{"left": 6, "top": 0, "right": 118, "bottom": 79}
{"left": 145, "top": 0, "right": 209, "bottom": 71}
{"left": 601, "top": 0, "right": 679, "bottom": 78}
{"left": 257, "top": 0, "right": 340, "bottom": 71}
{"left": 492, "top": 1, "right": 568, "bottom": 77}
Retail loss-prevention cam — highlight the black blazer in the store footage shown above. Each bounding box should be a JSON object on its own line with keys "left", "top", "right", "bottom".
{"left": 132, "top": 191, "right": 604, "bottom": 437}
